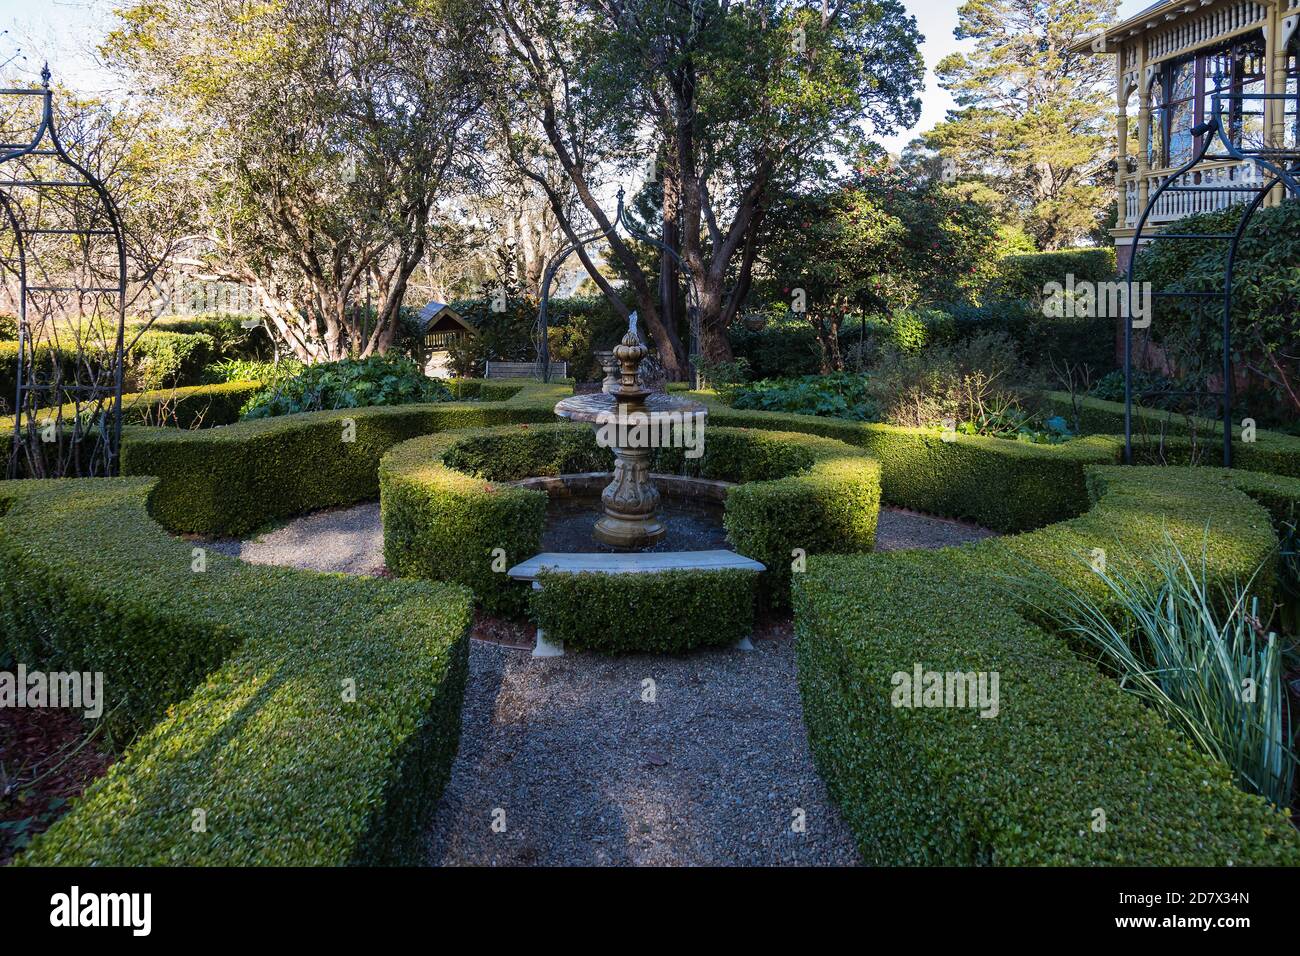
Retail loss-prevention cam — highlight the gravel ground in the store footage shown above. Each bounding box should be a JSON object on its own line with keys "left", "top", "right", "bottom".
{"left": 204, "top": 502, "right": 386, "bottom": 575}
{"left": 875, "top": 507, "right": 997, "bottom": 552}
{"left": 427, "top": 621, "right": 859, "bottom": 866}
{"left": 196, "top": 499, "right": 995, "bottom": 866}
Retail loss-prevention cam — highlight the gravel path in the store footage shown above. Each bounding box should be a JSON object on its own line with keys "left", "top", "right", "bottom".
{"left": 427, "top": 623, "right": 858, "bottom": 866}
{"left": 196, "top": 498, "right": 995, "bottom": 866}
{"left": 205, "top": 502, "right": 386, "bottom": 575}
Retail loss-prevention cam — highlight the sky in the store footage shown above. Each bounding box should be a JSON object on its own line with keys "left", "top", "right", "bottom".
{"left": 0, "top": 0, "right": 1154, "bottom": 151}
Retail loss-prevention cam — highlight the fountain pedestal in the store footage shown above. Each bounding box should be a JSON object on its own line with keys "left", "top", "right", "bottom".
{"left": 554, "top": 314, "right": 706, "bottom": 550}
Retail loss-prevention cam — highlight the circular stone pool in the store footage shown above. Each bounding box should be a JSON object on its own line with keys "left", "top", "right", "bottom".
{"left": 542, "top": 493, "right": 729, "bottom": 554}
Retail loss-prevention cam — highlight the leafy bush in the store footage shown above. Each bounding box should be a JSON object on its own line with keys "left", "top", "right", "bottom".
{"left": 1132, "top": 203, "right": 1300, "bottom": 419}
{"left": 794, "top": 464, "right": 1300, "bottom": 864}
{"left": 532, "top": 568, "right": 757, "bottom": 653}
{"left": 242, "top": 354, "right": 452, "bottom": 418}
{"left": 1027, "top": 533, "right": 1295, "bottom": 809}
{"left": 728, "top": 316, "right": 824, "bottom": 378}
{"left": 991, "top": 247, "right": 1117, "bottom": 304}
{"left": 146, "top": 314, "right": 269, "bottom": 360}
{"left": 1, "top": 478, "right": 471, "bottom": 865}
{"left": 728, "top": 371, "right": 880, "bottom": 421}
{"left": 203, "top": 357, "right": 304, "bottom": 386}
{"left": 127, "top": 331, "right": 217, "bottom": 391}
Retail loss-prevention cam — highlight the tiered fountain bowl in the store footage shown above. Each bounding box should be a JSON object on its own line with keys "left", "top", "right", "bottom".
{"left": 554, "top": 315, "right": 707, "bottom": 550}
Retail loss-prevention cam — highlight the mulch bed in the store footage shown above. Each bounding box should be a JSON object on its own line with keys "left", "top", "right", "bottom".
{"left": 0, "top": 705, "right": 114, "bottom": 865}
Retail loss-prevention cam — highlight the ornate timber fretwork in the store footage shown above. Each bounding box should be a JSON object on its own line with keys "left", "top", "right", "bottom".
{"left": 1145, "top": 1, "right": 1268, "bottom": 65}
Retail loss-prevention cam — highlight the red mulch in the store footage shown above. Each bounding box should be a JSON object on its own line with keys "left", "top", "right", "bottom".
{"left": 0, "top": 705, "right": 113, "bottom": 865}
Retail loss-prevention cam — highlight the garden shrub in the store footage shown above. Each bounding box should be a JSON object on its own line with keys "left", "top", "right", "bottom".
{"left": 532, "top": 568, "right": 758, "bottom": 653}
{"left": 0, "top": 381, "right": 266, "bottom": 475}
{"left": 380, "top": 428, "right": 553, "bottom": 617}
{"left": 991, "top": 247, "right": 1117, "bottom": 304}
{"left": 728, "top": 317, "right": 824, "bottom": 379}
{"left": 794, "top": 464, "right": 1300, "bottom": 865}
{"left": 127, "top": 330, "right": 216, "bottom": 391}
{"left": 121, "top": 381, "right": 570, "bottom": 535}
{"left": 147, "top": 314, "right": 269, "bottom": 360}
{"left": 242, "top": 353, "right": 453, "bottom": 418}
{"left": 0, "top": 477, "right": 472, "bottom": 866}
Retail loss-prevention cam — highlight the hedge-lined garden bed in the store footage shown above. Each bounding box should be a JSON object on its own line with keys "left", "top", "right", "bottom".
{"left": 794, "top": 464, "right": 1300, "bottom": 865}
{"left": 0, "top": 477, "right": 472, "bottom": 865}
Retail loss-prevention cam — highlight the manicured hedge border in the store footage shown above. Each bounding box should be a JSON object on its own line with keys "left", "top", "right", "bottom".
{"left": 697, "top": 395, "right": 1123, "bottom": 532}
{"left": 122, "top": 381, "right": 570, "bottom": 535}
{"left": 794, "top": 465, "right": 1300, "bottom": 865}
{"left": 1, "top": 381, "right": 265, "bottom": 475}
{"left": 1042, "top": 391, "right": 1300, "bottom": 477}
{"left": 379, "top": 422, "right": 881, "bottom": 618}
{"left": 1, "top": 477, "right": 472, "bottom": 866}
{"left": 532, "top": 568, "right": 758, "bottom": 653}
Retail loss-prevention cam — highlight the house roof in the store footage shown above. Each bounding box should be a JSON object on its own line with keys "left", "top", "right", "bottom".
{"left": 1069, "top": 0, "right": 1196, "bottom": 55}
{"left": 416, "top": 301, "right": 474, "bottom": 334}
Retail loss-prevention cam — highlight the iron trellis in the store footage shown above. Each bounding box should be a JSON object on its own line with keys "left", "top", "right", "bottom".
{"left": 1123, "top": 74, "right": 1300, "bottom": 467}
{"left": 537, "top": 187, "right": 700, "bottom": 385}
{"left": 2, "top": 64, "right": 128, "bottom": 478}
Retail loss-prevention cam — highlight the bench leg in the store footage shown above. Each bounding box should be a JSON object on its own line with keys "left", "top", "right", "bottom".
{"left": 734, "top": 636, "right": 754, "bottom": 651}
{"left": 533, "top": 627, "right": 565, "bottom": 658}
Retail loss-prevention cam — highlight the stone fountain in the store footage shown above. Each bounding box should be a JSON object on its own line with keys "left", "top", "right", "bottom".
{"left": 554, "top": 313, "right": 707, "bottom": 549}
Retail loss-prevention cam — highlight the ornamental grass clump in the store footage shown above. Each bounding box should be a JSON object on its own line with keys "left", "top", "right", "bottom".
{"left": 1027, "top": 532, "right": 1296, "bottom": 810}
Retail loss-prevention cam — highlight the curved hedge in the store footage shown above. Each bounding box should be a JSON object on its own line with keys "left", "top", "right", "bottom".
{"left": 122, "top": 381, "right": 569, "bottom": 535}
{"left": 379, "top": 422, "right": 881, "bottom": 619}
{"left": 0, "top": 477, "right": 471, "bottom": 866}
{"left": 1042, "top": 391, "right": 1300, "bottom": 477}
{"left": 794, "top": 465, "right": 1300, "bottom": 865}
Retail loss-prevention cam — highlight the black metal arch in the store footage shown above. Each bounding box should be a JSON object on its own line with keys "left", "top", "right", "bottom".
{"left": 536, "top": 187, "right": 700, "bottom": 385}
{"left": 2, "top": 64, "right": 128, "bottom": 478}
{"left": 1123, "top": 74, "right": 1300, "bottom": 467}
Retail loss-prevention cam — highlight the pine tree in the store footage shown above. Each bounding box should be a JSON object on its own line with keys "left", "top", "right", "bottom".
{"left": 926, "top": 0, "right": 1118, "bottom": 250}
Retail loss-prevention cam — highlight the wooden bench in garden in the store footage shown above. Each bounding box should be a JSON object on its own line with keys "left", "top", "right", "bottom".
{"left": 483, "top": 360, "right": 568, "bottom": 380}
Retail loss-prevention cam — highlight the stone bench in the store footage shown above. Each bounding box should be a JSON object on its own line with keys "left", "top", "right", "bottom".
{"left": 508, "top": 550, "right": 766, "bottom": 657}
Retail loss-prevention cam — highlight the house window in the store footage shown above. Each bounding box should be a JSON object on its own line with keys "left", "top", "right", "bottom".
{"left": 1147, "top": 32, "right": 1267, "bottom": 168}
{"left": 1288, "top": 35, "right": 1298, "bottom": 149}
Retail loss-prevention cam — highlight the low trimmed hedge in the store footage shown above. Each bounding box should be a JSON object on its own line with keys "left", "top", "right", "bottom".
{"left": 1, "top": 477, "right": 472, "bottom": 866}
{"left": 794, "top": 465, "right": 1300, "bottom": 865}
{"left": 123, "top": 381, "right": 569, "bottom": 535}
{"left": 700, "top": 396, "right": 1122, "bottom": 532}
{"left": 532, "top": 568, "right": 758, "bottom": 653}
{"left": 1043, "top": 391, "right": 1300, "bottom": 477}
{"left": 380, "top": 422, "right": 881, "bottom": 616}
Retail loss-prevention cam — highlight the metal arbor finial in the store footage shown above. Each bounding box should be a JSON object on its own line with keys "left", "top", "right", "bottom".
{"left": 40, "top": 62, "right": 50, "bottom": 88}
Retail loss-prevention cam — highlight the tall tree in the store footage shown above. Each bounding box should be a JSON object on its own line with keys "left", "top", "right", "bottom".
{"left": 106, "top": 0, "right": 483, "bottom": 361}
{"left": 483, "top": 0, "right": 923, "bottom": 377}
{"left": 926, "top": 0, "right": 1117, "bottom": 250}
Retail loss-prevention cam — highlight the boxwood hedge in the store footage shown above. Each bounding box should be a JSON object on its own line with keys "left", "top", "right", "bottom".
{"left": 1, "top": 477, "right": 472, "bottom": 866}
{"left": 793, "top": 465, "right": 1300, "bottom": 865}
{"left": 379, "top": 422, "right": 881, "bottom": 617}
{"left": 1042, "top": 390, "right": 1300, "bottom": 477}
{"left": 122, "top": 381, "right": 569, "bottom": 535}
{"left": 531, "top": 567, "right": 759, "bottom": 653}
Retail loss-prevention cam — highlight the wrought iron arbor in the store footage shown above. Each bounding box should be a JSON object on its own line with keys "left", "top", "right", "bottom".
{"left": 536, "top": 187, "right": 700, "bottom": 384}
{"left": 2, "top": 65, "right": 128, "bottom": 478}
{"left": 1124, "top": 76, "right": 1300, "bottom": 466}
